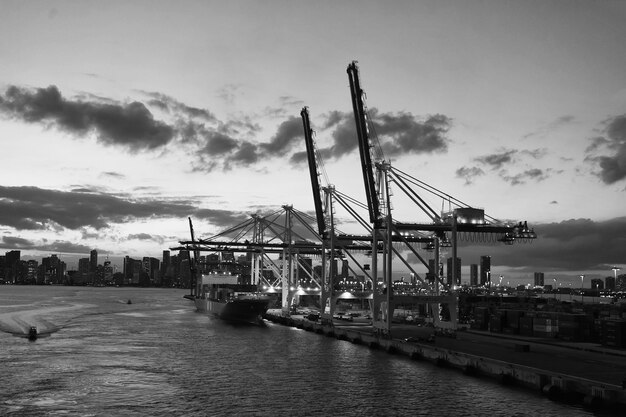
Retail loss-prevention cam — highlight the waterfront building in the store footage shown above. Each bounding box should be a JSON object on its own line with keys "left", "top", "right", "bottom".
{"left": 534, "top": 272, "right": 544, "bottom": 287}
{"left": 470, "top": 264, "right": 478, "bottom": 287}
{"left": 480, "top": 255, "right": 491, "bottom": 286}
{"left": 89, "top": 249, "right": 98, "bottom": 274}
{"left": 26, "top": 260, "right": 38, "bottom": 284}
{"left": 41, "top": 255, "right": 64, "bottom": 284}
{"left": 142, "top": 257, "right": 160, "bottom": 285}
{"left": 103, "top": 259, "right": 113, "bottom": 283}
{"left": 77, "top": 257, "right": 90, "bottom": 284}
{"left": 5, "top": 250, "right": 21, "bottom": 283}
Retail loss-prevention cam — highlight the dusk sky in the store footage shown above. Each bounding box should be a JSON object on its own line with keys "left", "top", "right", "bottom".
{"left": 1, "top": 1, "right": 625, "bottom": 285}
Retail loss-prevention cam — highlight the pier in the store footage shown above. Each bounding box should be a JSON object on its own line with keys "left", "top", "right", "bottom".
{"left": 265, "top": 311, "right": 626, "bottom": 411}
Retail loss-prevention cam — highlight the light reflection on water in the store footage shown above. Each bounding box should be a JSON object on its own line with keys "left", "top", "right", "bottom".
{"left": 0, "top": 286, "right": 608, "bottom": 416}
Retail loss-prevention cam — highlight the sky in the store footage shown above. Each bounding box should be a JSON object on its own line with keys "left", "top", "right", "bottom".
{"left": 0, "top": 0, "right": 625, "bottom": 285}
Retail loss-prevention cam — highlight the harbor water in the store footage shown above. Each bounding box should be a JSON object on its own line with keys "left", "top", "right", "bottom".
{"left": 0, "top": 286, "right": 613, "bottom": 416}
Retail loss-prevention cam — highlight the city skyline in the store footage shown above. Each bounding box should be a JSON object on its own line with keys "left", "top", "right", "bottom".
{"left": 1, "top": 1, "right": 625, "bottom": 282}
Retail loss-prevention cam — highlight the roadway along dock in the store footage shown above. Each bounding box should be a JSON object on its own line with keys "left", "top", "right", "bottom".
{"left": 264, "top": 312, "right": 626, "bottom": 411}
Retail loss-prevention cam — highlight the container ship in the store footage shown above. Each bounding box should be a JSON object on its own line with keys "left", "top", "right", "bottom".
{"left": 194, "top": 271, "right": 269, "bottom": 325}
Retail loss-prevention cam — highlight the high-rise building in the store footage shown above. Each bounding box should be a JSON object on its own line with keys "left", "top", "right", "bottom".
{"left": 605, "top": 276, "right": 616, "bottom": 291}
{"left": 480, "top": 256, "right": 491, "bottom": 286}
{"left": 446, "top": 257, "right": 461, "bottom": 286}
{"left": 534, "top": 272, "right": 545, "bottom": 287}
{"left": 5, "top": 250, "right": 21, "bottom": 283}
{"left": 89, "top": 249, "right": 98, "bottom": 273}
{"left": 41, "top": 254, "right": 63, "bottom": 284}
{"left": 470, "top": 264, "right": 478, "bottom": 287}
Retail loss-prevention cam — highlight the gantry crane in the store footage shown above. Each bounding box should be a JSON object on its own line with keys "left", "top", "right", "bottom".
{"left": 346, "top": 61, "right": 536, "bottom": 336}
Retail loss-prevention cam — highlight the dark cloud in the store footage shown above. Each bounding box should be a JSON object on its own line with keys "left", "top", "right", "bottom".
{"left": 376, "top": 112, "right": 451, "bottom": 155}
{"left": 0, "top": 236, "right": 35, "bottom": 249}
{"left": 501, "top": 168, "right": 549, "bottom": 186}
{"left": 142, "top": 91, "right": 215, "bottom": 121}
{"left": 101, "top": 172, "right": 125, "bottom": 180}
{"left": 0, "top": 185, "right": 248, "bottom": 231}
{"left": 0, "top": 236, "right": 95, "bottom": 255}
{"left": 455, "top": 166, "right": 485, "bottom": 185}
{"left": 458, "top": 217, "right": 626, "bottom": 271}
{"left": 223, "top": 141, "right": 260, "bottom": 169}
{"left": 0, "top": 85, "right": 175, "bottom": 151}
{"left": 521, "top": 148, "right": 548, "bottom": 159}
{"left": 586, "top": 114, "right": 626, "bottom": 184}
{"left": 322, "top": 111, "right": 344, "bottom": 129}
{"left": 475, "top": 150, "right": 517, "bottom": 170}
{"left": 260, "top": 116, "right": 303, "bottom": 155}
{"left": 202, "top": 132, "right": 239, "bottom": 155}
{"left": 313, "top": 110, "right": 451, "bottom": 161}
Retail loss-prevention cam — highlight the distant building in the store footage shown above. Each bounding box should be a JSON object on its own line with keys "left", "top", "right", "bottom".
{"left": 534, "top": 272, "right": 545, "bottom": 287}
{"left": 470, "top": 264, "right": 478, "bottom": 286}
{"left": 89, "top": 249, "right": 98, "bottom": 273}
{"left": 5, "top": 250, "right": 21, "bottom": 283}
{"left": 590, "top": 278, "right": 604, "bottom": 290}
{"left": 41, "top": 255, "right": 64, "bottom": 284}
{"left": 605, "top": 276, "right": 616, "bottom": 291}
{"left": 143, "top": 257, "right": 160, "bottom": 285}
{"left": 446, "top": 257, "right": 461, "bottom": 286}
{"left": 480, "top": 256, "right": 491, "bottom": 286}
{"left": 26, "top": 260, "right": 38, "bottom": 284}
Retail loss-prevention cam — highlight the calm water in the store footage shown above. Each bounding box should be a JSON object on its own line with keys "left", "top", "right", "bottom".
{"left": 0, "top": 286, "right": 609, "bottom": 416}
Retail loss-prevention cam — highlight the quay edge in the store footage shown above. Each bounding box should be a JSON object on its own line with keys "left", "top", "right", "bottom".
{"left": 264, "top": 313, "right": 626, "bottom": 412}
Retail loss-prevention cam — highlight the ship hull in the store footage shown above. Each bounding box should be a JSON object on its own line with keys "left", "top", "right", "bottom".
{"left": 194, "top": 297, "right": 269, "bottom": 325}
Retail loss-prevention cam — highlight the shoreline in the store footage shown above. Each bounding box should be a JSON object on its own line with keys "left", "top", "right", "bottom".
{"left": 264, "top": 312, "right": 626, "bottom": 412}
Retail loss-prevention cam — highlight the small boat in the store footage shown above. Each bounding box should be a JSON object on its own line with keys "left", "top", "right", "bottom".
{"left": 28, "top": 326, "right": 38, "bottom": 341}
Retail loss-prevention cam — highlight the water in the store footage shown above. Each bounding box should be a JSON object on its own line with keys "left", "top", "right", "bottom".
{"left": 0, "top": 286, "right": 611, "bottom": 416}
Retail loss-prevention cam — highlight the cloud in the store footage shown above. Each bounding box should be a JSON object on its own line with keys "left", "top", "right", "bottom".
{"left": 522, "top": 115, "right": 576, "bottom": 139}
{"left": 0, "top": 85, "right": 175, "bottom": 151}
{"left": 311, "top": 110, "right": 451, "bottom": 162}
{"left": 0, "top": 84, "right": 451, "bottom": 173}
{"left": 142, "top": 91, "right": 215, "bottom": 121}
{"left": 455, "top": 166, "right": 485, "bottom": 185}
{"left": 0, "top": 236, "right": 95, "bottom": 255}
{"left": 216, "top": 83, "right": 241, "bottom": 105}
{"left": 457, "top": 217, "right": 626, "bottom": 271}
{"left": 586, "top": 114, "right": 626, "bottom": 184}
{"left": 260, "top": 116, "right": 303, "bottom": 156}
{"left": 202, "top": 131, "right": 239, "bottom": 155}
{"left": 475, "top": 149, "right": 517, "bottom": 170}
{"left": 101, "top": 172, "right": 125, "bottom": 180}
{"left": 0, "top": 236, "right": 35, "bottom": 249}
{"left": 501, "top": 168, "right": 549, "bottom": 186}
{"left": 0, "top": 185, "right": 248, "bottom": 231}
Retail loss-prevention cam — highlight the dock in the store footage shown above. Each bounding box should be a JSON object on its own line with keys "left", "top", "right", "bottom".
{"left": 264, "top": 312, "right": 626, "bottom": 411}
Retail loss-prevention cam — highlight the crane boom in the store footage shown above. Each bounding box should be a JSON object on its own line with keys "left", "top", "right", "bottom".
{"left": 347, "top": 61, "right": 381, "bottom": 228}
{"left": 300, "top": 107, "right": 326, "bottom": 237}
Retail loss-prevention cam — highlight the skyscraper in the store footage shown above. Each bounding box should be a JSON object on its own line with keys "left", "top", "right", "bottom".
{"left": 480, "top": 256, "right": 491, "bottom": 286}
{"left": 89, "top": 249, "right": 98, "bottom": 273}
{"left": 446, "top": 257, "right": 461, "bottom": 286}
{"left": 470, "top": 264, "right": 478, "bottom": 287}
{"left": 534, "top": 272, "right": 545, "bottom": 287}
